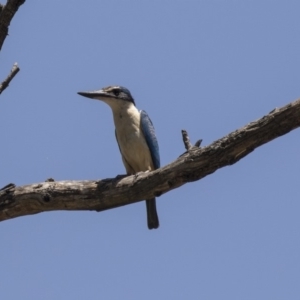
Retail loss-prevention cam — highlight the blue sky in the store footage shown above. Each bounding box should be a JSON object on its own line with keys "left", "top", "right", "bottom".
{"left": 1, "top": 1, "right": 300, "bottom": 299}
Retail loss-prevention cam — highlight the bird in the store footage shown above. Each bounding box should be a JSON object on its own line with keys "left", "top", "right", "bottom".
{"left": 78, "top": 85, "right": 160, "bottom": 229}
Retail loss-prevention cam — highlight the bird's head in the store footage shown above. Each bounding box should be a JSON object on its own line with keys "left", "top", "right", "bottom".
{"left": 78, "top": 85, "right": 136, "bottom": 107}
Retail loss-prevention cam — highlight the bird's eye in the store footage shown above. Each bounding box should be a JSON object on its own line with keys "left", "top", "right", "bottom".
{"left": 113, "top": 90, "right": 120, "bottom": 97}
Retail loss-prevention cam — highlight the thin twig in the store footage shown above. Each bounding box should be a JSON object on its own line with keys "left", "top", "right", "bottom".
{"left": 0, "top": 62, "right": 19, "bottom": 94}
{"left": 181, "top": 130, "right": 202, "bottom": 153}
{"left": 182, "top": 130, "right": 192, "bottom": 150}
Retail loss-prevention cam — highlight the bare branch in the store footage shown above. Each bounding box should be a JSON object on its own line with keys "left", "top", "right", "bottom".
{"left": 1, "top": 98, "right": 300, "bottom": 222}
{"left": 0, "top": 0, "right": 25, "bottom": 51}
{"left": 182, "top": 129, "right": 193, "bottom": 150}
{"left": 181, "top": 129, "right": 202, "bottom": 152}
{"left": 0, "top": 62, "right": 19, "bottom": 94}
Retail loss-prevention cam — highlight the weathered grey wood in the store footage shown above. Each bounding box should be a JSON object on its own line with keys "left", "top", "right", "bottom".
{"left": 1, "top": 98, "right": 300, "bottom": 222}
{"left": 0, "top": 63, "right": 20, "bottom": 94}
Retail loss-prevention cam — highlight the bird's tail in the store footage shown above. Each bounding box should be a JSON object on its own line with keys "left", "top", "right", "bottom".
{"left": 146, "top": 198, "right": 159, "bottom": 229}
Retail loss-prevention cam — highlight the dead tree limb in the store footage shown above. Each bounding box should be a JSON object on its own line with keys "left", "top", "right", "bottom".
{"left": 0, "top": 62, "right": 19, "bottom": 94}
{"left": 0, "top": 0, "right": 25, "bottom": 51}
{"left": 1, "top": 98, "right": 300, "bottom": 222}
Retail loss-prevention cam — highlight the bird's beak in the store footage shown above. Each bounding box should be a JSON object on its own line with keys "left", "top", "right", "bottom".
{"left": 77, "top": 89, "right": 110, "bottom": 100}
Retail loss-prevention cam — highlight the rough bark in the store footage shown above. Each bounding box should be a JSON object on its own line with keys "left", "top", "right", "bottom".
{"left": 1, "top": 98, "right": 300, "bottom": 222}
{"left": 0, "top": 0, "right": 25, "bottom": 51}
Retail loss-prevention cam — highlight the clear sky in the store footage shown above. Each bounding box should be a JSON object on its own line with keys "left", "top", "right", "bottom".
{"left": 1, "top": 1, "right": 300, "bottom": 299}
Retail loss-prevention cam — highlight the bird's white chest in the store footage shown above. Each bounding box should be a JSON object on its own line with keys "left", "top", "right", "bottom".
{"left": 113, "top": 107, "right": 153, "bottom": 173}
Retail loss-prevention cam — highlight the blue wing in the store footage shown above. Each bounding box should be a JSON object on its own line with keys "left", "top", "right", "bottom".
{"left": 140, "top": 110, "right": 160, "bottom": 169}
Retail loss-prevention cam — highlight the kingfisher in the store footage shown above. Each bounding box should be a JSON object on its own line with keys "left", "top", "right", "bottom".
{"left": 78, "top": 86, "right": 160, "bottom": 229}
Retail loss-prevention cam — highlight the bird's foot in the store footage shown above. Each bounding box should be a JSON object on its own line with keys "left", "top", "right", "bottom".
{"left": 134, "top": 170, "right": 149, "bottom": 178}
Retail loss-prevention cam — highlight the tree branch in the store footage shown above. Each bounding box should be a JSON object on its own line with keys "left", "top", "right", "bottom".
{"left": 0, "top": 62, "right": 19, "bottom": 94}
{"left": 0, "top": 0, "right": 25, "bottom": 51}
{"left": 1, "top": 98, "right": 300, "bottom": 222}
